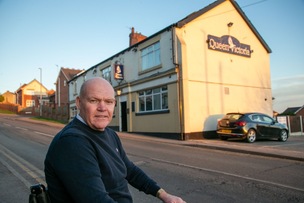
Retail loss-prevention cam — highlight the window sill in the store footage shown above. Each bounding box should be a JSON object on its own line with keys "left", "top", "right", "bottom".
{"left": 135, "top": 109, "right": 169, "bottom": 116}
{"left": 139, "top": 64, "right": 162, "bottom": 75}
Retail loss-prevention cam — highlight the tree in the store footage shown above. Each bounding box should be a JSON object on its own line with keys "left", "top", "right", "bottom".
{"left": 0, "top": 95, "right": 4, "bottom": 102}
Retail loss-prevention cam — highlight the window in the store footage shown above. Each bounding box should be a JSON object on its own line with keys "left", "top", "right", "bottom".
{"left": 139, "top": 86, "right": 168, "bottom": 112}
{"left": 73, "top": 81, "right": 77, "bottom": 95}
{"left": 71, "top": 107, "right": 78, "bottom": 119}
{"left": 26, "top": 100, "right": 35, "bottom": 107}
{"left": 101, "top": 66, "right": 111, "bottom": 82}
{"left": 25, "top": 90, "right": 35, "bottom": 95}
{"left": 141, "top": 42, "right": 160, "bottom": 71}
{"left": 261, "top": 115, "right": 273, "bottom": 124}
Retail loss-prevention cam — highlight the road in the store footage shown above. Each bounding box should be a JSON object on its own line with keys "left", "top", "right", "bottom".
{"left": 0, "top": 114, "right": 304, "bottom": 203}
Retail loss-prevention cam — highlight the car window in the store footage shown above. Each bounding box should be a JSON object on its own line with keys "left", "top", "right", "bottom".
{"left": 261, "top": 115, "right": 273, "bottom": 124}
{"left": 225, "top": 114, "right": 242, "bottom": 120}
{"left": 252, "top": 115, "right": 262, "bottom": 122}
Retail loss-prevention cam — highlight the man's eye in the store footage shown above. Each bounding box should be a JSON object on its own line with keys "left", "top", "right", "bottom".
{"left": 104, "top": 99, "right": 115, "bottom": 105}
{"left": 90, "top": 100, "right": 98, "bottom": 104}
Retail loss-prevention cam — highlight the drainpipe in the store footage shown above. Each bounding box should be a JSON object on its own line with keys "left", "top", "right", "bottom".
{"left": 172, "top": 26, "right": 185, "bottom": 140}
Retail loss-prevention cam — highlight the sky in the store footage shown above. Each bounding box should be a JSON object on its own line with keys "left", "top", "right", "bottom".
{"left": 0, "top": 0, "right": 303, "bottom": 113}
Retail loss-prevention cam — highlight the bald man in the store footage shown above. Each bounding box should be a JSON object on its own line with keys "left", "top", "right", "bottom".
{"left": 44, "top": 77, "right": 185, "bottom": 203}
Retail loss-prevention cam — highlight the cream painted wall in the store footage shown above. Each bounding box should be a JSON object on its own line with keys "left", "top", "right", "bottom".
{"left": 130, "top": 83, "right": 180, "bottom": 133}
{"left": 176, "top": 1, "right": 272, "bottom": 133}
{"left": 25, "top": 80, "right": 48, "bottom": 95}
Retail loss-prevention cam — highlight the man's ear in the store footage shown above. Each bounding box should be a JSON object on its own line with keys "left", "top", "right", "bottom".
{"left": 76, "top": 96, "right": 80, "bottom": 109}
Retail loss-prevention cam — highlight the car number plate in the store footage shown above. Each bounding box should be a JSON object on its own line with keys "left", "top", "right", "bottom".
{"left": 222, "top": 129, "right": 231, "bottom": 133}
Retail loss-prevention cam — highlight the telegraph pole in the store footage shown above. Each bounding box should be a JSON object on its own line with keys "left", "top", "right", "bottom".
{"left": 39, "top": 68, "right": 42, "bottom": 117}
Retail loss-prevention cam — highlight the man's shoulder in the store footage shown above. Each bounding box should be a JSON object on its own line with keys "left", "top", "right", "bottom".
{"left": 105, "top": 127, "right": 117, "bottom": 134}
{"left": 54, "top": 119, "right": 87, "bottom": 140}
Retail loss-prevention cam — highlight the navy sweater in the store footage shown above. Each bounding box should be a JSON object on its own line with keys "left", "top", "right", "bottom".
{"left": 44, "top": 118, "right": 160, "bottom": 203}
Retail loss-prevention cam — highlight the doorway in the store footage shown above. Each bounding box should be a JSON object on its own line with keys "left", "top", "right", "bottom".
{"left": 121, "top": 101, "right": 127, "bottom": 131}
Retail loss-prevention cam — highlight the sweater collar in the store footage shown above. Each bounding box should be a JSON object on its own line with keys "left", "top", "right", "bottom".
{"left": 76, "top": 114, "right": 87, "bottom": 125}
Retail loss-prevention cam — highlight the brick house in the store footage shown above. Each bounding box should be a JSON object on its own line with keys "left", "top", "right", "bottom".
{"left": 1, "top": 91, "right": 16, "bottom": 104}
{"left": 16, "top": 79, "right": 48, "bottom": 108}
{"left": 55, "top": 67, "right": 84, "bottom": 107}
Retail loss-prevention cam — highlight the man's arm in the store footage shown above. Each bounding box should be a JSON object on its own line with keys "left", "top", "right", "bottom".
{"left": 157, "top": 188, "right": 186, "bottom": 203}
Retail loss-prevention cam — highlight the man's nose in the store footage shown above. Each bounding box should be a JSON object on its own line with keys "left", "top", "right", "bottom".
{"left": 97, "top": 101, "right": 107, "bottom": 110}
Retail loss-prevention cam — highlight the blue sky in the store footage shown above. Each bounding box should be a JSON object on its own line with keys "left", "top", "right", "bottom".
{"left": 0, "top": 0, "right": 303, "bottom": 113}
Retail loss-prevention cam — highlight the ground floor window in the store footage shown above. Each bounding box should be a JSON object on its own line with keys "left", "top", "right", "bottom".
{"left": 70, "top": 107, "right": 78, "bottom": 119}
{"left": 139, "top": 86, "right": 168, "bottom": 112}
{"left": 26, "top": 100, "right": 35, "bottom": 107}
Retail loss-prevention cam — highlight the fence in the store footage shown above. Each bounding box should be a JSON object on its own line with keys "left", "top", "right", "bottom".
{"left": 0, "top": 103, "right": 19, "bottom": 113}
{"left": 39, "top": 105, "right": 69, "bottom": 123}
{"left": 277, "top": 115, "right": 304, "bottom": 136}
{"left": 0, "top": 103, "right": 69, "bottom": 124}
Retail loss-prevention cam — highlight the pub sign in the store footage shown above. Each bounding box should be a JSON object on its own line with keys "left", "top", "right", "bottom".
{"left": 207, "top": 34, "right": 251, "bottom": 57}
{"left": 114, "top": 64, "right": 124, "bottom": 80}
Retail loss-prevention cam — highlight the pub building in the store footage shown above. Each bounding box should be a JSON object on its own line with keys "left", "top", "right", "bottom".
{"left": 68, "top": 0, "right": 272, "bottom": 140}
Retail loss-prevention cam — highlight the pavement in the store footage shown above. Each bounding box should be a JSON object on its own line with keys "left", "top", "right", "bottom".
{"left": 13, "top": 115, "right": 304, "bottom": 162}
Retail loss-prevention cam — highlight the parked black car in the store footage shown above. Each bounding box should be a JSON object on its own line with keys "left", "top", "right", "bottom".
{"left": 217, "top": 112, "right": 289, "bottom": 143}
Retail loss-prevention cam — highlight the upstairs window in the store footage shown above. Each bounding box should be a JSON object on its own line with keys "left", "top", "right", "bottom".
{"left": 101, "top": 66, "right": 111, "bottom": 82}
{"left": 25, "top": 90, "right": 35, "bottom": 95}
{"left": 141, "top": 42, "right": 160, "bottom": 71}
{"left": 139, "top": 86, "right": 168, "bottom": 112}
{"left": 73, "top": 81, "right": 77, "bottom": 95}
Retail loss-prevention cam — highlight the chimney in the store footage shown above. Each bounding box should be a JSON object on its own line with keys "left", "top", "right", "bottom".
{"left": 129, "top": 27, "right": 147, "bottom": 47}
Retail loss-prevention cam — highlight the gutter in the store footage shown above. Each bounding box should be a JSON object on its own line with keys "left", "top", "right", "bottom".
{"left": 171, "top": 26, "right": 185, "bottom": 140}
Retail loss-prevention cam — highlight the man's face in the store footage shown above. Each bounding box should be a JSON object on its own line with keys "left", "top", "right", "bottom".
{"left": 76, "top": 79, "right": 116, "bottom": 131}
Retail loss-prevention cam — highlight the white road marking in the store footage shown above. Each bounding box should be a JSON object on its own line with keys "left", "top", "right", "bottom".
{"left": 0, "top": 144, "right": 46, "bottom": 187}
{"left": 151, "top": 157, "right": 304, "bottom": 193}
{"left": 34, "top": 131, "right": 54, "bottom": 138}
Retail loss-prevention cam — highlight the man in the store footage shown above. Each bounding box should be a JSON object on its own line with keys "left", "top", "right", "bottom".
{"left": 44, "top": 77, "right": 185, "bottom": 203}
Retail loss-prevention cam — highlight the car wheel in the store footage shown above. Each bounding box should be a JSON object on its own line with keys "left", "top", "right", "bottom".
{"left": 246, "top": 129, "right": 256, "bottom": 143}
{"left": 278, "top": 130, "right": 288, "bottom": 142}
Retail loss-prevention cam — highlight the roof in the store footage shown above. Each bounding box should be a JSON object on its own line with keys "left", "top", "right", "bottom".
{"left": 16, "top": 79, "right": 48, "bottom": 92}
{"left": 61, "top": 68, "right": 84, "bottom": 81}
{"left": 281, "top": 106, "right": 303, "bottom": 115}
{"left": 176, "top": 0, "right": 271, "bottom": 53}
{"left": 1, "top": 90, "right": 15, "bottom": 95}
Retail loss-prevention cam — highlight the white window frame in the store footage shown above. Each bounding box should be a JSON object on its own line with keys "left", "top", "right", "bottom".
{"left": 141, "top": 42, "right": 160, "bottom": 71}
{"left": 139, "top": 86, "right": 168, "bottom": 112}
{"left": 101, "top": 66, "right": 111, "bottom": 82}
{"left": 26, "top": 100, "right": 35, "bottom": 107}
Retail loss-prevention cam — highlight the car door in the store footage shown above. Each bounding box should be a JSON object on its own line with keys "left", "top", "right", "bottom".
{"left": 254, "top": 115, "right": 269, "bottom": 137}
{"left": 260, "top": 115, "right": 280, "bottom": 137}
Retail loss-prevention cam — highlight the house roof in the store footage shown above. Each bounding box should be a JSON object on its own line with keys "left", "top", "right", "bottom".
{"left": 176, "top": 0, "right": 271, "bottom": 53}
{"left": 1, "top": 90, "right": 15, "bottom": 95}
{"left": 16, "top": 79, "right": 48, "bottom": 92}
{"left": 61, "top": 68, "right": 84, "bottom": 81}
{"left": 281, "top": 106, "right": 303, "bottom": 115}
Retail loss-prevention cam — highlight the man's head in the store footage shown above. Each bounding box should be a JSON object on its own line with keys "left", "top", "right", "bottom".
{"left": 76, "top": 77, "right": 116, "bottom": 131}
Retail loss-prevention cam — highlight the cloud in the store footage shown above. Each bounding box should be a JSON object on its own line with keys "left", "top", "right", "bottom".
{"left": 272, "top": 75, "right": 304, "bottom": 113}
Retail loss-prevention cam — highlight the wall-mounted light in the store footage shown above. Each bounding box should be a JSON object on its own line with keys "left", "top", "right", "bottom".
{"left": 116, "top": 89, "right": 122, "bottom": 96}
{"left": 227, "top": 22, "right": 233, "bottom": 27}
